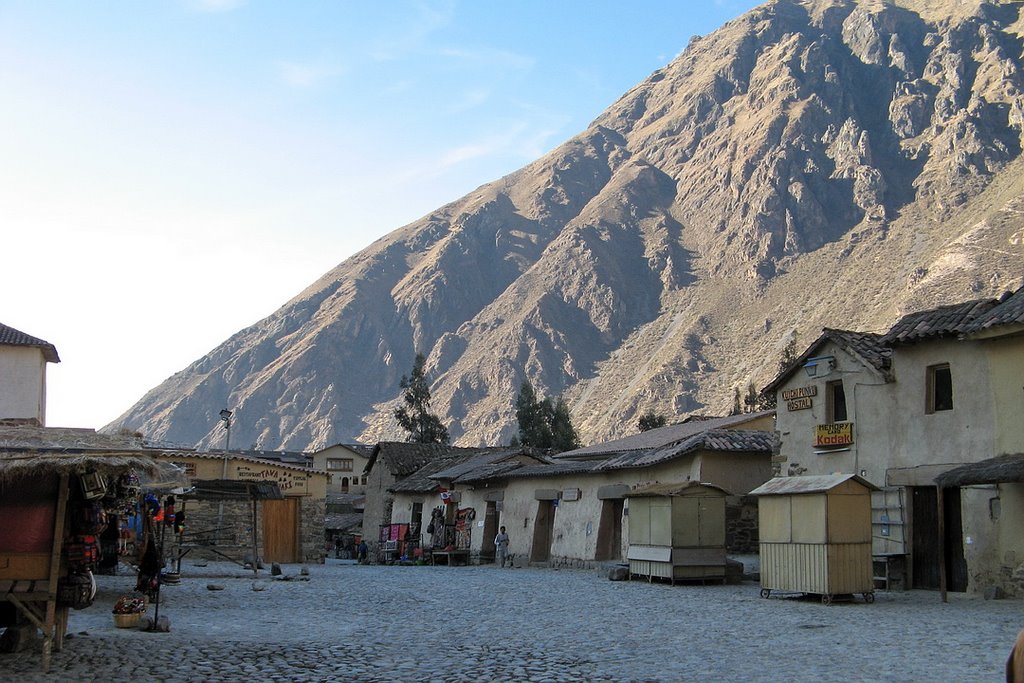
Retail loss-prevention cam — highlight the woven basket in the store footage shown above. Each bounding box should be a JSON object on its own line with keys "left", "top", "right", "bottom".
{"left": 113, "top": 612, "right": 142, "bottom": 629}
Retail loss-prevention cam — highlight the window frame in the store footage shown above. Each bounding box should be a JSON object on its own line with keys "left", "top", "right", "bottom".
{"left": 826, "top": 379, "right": 848, "bottom": 423}
{"left": 326, "top": 458, "right": 354, "bottom": 472}
{"left": 926, "top": 363, "right": 953, "bottom": 413}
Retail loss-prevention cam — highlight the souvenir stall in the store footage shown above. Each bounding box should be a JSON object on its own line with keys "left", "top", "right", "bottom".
{"left": 427, "top": 496, "right": 474, "bottom": 566}
{"left": 0, "top": 443, "right": 159, "bottom": 673}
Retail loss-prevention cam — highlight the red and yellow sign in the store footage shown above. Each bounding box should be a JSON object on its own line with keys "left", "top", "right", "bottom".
{"left": 815, "top": 423, "right": 853, "bottom": 447}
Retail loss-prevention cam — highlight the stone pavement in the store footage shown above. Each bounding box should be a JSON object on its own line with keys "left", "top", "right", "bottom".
{"left": 2, "top": 560, "right": 1021, "bottom": 682}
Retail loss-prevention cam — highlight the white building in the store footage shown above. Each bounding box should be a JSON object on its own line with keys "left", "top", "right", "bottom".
{"left": 0, "top": 323, "right": 60, "bottom": 426}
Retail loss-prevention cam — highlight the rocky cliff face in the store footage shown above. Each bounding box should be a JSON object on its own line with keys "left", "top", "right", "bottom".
{"left": 111, "top": 0, "right": 1024, "bottom": 450}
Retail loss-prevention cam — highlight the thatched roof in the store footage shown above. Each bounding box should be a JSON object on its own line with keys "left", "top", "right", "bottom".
{"left": 934, "top": 454, "right": 1024, "bottom": 487}
{"left": 0, "top": 426, "right": 161, "bottom": 484}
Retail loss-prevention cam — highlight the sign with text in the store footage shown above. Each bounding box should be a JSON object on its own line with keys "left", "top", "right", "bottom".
{"left": 786, "top": 397, "right": 813, "bottom": 411}
{"left": 815, "top": 423, "right": 854, "bottom": 447}
{"left": 781, "top": 385, "right": 817, "bottom": 400}
{"left": 234, "top": 464, "right": 309, "bottom": 494}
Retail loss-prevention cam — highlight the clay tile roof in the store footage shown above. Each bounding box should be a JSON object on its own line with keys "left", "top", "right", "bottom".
{"left": 389, "top": 448, "right": 509, "bottom": 493}
{"left": 594, "top": 429, "right": 777, "bottom": 471}
{"left": 0, "top": 322, "right": 60, "bottom": 363}
{"left": 881, "top": 297, "right": 998, "bottom": 344}
{"left": 557, "top": 410, "right": 775, "bottom": 459}
{"left": 762, "top": 329, "right": 891, "bottom": 395}
{"left": 968, "top": 286, "right": 1024, "bottom": 333}
{"left": 365, "top": 442, "right": 465, "bottom": 478}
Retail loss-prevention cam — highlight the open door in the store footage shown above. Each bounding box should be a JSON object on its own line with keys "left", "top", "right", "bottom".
{"left": 911, "top": 486, "right": 966, "bottom": 591}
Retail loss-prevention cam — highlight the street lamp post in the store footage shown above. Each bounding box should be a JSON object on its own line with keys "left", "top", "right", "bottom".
{"left": 217, "top": 409, "right": 233, "bottom": 543}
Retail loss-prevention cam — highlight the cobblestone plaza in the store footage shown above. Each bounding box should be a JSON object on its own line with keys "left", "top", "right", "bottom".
{"left": 3, "top": 561, "right": 1020, "bottom": 682}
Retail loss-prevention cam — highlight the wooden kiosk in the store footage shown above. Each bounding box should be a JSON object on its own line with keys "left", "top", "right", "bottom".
{"left": 0, "top": 427, "right": 160, "bottom": 672}
{"left": 751, "top": 473, "right": 877, "bottom": 604}
{"left": 625, "top": 482, "right": 730, "bottom": 585}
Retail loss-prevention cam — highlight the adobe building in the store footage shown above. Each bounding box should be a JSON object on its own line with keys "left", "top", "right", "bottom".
{"left": 764, "top": 286, "right": 1024, "bottom": 597}
{"left": 154, "top": 450, "right": 328, "bottom": 565}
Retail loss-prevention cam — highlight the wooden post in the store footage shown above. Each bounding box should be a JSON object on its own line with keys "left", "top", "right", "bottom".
{"left": 42, "top": 472, "right": 70, "bottom": 673}
{"left": 937, "top": 486, "right": 947, "bottom": 603}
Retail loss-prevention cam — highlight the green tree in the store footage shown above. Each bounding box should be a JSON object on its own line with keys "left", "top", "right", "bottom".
{"left": 394, "top": 353, "right": 449, "bottom": 444}
{"left": 637, "top": 411, "right": 667, "bottom": 432}
{"left": 515, "top": 380, "right": 551, "bottom": 448}
{"left": 731, "top": 386, "right": 743, "bottom": 415}
{"left": 549, "top": 396, "right": 581, "bottom": 452}
{"left": 515, "top": 380, "right": 580, "bottom": 452}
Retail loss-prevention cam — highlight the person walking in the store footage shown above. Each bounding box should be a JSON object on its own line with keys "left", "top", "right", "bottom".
{"left": 494, "top": 526, "right": 510, "bottom": 568}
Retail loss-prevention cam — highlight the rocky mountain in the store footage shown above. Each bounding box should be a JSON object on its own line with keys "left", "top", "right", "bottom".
{"left": 111, "top": 0, "right": 1024, "bottom": 450}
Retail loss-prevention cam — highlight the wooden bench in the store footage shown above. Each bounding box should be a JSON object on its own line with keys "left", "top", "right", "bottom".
{"left": 431, "top": 549, "right": 469, "bottom": 566}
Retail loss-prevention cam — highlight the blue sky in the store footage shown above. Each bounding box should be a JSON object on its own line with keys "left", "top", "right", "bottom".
{"left": 1, "top": 0, "right": 762, "bottom": 432}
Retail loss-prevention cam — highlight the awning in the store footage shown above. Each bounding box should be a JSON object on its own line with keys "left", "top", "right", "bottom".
{"left": 934, "top": 454, "right": 1024, "bottom": 487}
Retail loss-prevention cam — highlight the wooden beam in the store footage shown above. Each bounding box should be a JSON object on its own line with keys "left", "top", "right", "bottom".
{"left": 42, "top": 472, "right": 70, "bottom": 673}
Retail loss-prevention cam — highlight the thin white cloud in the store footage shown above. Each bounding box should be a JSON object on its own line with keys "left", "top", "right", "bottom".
{"left": 447, "top": 87, "right": 491, "bottom": 114}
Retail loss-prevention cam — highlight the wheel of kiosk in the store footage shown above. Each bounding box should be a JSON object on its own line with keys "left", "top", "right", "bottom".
{"left": 759, "top": 588, "right": 771, "bottom": 599}
{"left": 863, "top": 591, "right": 875, "bottom": 604}
{"left": 821, "top": 593, "right": 833, "bottom": 606}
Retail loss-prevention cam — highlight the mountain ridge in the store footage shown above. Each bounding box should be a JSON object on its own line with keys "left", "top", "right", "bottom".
{"left": 111, "top": 0, "right": 1024, "bottom": 450}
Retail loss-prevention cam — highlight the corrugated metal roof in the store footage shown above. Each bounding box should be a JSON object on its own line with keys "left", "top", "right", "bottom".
{"left": 0, "top": 322, "right": 60, "bottom": 363}
{"left": 749, "top": 473, "right": 878, "bottom": 496}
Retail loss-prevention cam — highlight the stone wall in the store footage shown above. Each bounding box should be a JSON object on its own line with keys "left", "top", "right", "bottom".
{"left": 299, "top": 497, "right": 326, "bottom": 564}
{"left": 726, "top": 496, "right": 759, "bottom": 554}
{"left": 166, "top": 496, "right": 325, "bottom": 566}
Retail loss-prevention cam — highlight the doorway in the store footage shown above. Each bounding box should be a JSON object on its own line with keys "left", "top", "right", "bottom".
{"left": 530, "top": 500, "right": 557, "bottom": 563}
{"left": 911, "top": 486, "right": 967, "bottom": 591}
{"left": 480, "top": 501, "right": 500, "bottom": 563}
{"left": 594, "top": 499, "right": 624, "bottom": 561}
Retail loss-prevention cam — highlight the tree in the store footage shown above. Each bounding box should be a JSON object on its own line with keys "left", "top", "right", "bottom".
{"left": 549, "top": 396, "right": 581, "bottom": 452}
{"left": 637, "top": 411, "right": 667, "bottom": 432}
{"left": 731, "top": 386, "right": 743, "bottom": 415}
{"left": 394, "top": 353, "right": 449, "bottom": 444}
{"left": 515, "top": 380, "right": 551, "bottom": 448}
{"left": 514, "top": 380, "right": 580, "bottom": 452}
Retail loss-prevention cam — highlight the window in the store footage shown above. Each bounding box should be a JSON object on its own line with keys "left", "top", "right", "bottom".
{"left": 927, "top": 364, "right": 953, "bottom": 413}
{"left": 826, "top": 380, "right": 847, "bottom": 423}
{"left": 361, "top": 476, "right": 367, "bottom": 486}
{"left": 327, "top": 458, "right": 353, "bottom": 472}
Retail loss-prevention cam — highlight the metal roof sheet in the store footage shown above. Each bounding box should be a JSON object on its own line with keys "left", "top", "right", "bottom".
{"left": 749, "top": 473, "right": 878, "bottom": 496}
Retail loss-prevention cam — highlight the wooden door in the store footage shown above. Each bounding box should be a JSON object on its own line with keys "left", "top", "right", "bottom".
{"left": 911, "top": 487, "right": 939, "bottom": 589}
{"left": 480, "top": 501, "right": 498, "bottom": 562}
{"left": 911, "top": 487, "right": 967, "bottom": 592}
{"left": 262, "top": 498, "right": 299, "bottom": 564}
{"left": 530, "top": 501, "right": 556, "bottom": 562}
{"left": 594, "top": 499, "right": 624, "bottom": 561}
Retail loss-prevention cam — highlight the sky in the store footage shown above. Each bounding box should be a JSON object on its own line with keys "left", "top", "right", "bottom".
{"left": 1, "top": 0, "right": 763, "bottom": 430}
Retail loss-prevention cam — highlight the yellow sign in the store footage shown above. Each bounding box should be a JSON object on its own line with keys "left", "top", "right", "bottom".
{"left": 815, "top": 423, "right": 854, "bottom": 447}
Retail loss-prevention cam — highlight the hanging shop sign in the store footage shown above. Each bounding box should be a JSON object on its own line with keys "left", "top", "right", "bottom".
{"left": 815, "top": 422, "right": 854, "bottom": 447}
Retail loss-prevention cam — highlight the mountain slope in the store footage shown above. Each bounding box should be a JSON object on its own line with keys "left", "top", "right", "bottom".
{"left": 111, "top": 0, "right": 1024, "bottom": 449}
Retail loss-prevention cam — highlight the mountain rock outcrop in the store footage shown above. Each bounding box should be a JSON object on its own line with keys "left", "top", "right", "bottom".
{"left": 111, "top": 0, "right": 1024, "bottom": 450}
